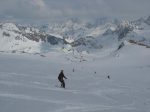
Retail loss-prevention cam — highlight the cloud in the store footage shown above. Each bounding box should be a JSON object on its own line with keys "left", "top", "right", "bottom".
{"left": 43, "top": 0, "right": 111, "bottom": 19}
{"left": 0, "top": 0, "right": 150, "bottom": 23}
{"left": 104, "top": 0, "right": 150, "bottom": 18}
{"left": 0, "top": 0, "right": 49, "bottom": 20}
{"left": 28, "top": 0, "right": 48, "bottom": 14}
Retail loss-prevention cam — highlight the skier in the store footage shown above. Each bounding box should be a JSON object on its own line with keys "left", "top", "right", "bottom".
{"left": 58, "top": 70, "right": 67, "bottom": 88}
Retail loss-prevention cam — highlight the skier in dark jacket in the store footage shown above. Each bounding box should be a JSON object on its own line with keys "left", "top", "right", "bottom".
{"left": 58, "top": 70, "right": 67, "bottom": 88}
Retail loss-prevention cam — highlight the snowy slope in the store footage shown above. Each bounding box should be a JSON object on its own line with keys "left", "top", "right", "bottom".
{"left": 0, "top": 23, "right": 66, "bottom": 53}
{"left": 0, "top": 42, "right": 150, "bottom": 112}
{"left": 0, "top": 23, "right": 41, "bottom": 53}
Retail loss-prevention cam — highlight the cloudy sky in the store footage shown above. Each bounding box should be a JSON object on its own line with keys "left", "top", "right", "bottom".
{"left": 0, "top": 0, "right": 150, "bottom": 23}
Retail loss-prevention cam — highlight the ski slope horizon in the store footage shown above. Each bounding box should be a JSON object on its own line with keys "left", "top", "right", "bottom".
{"left": 0, "top": 42, "right": 150, "bottom": 112}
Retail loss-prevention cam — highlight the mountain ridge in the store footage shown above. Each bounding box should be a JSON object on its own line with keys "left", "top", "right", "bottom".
{"left": 0, "top": 16, "right": 150, "bottom": 55}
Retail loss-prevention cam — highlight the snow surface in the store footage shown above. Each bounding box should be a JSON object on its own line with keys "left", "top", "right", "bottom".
{"left": 0, "top": 43, "right": 150, "bottom": 112}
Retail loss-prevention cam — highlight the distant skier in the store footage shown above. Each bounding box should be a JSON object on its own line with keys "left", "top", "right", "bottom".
{"left": 58, "top": 70, "right": 67, "bottom": 88}
{"left": 107, "top": 75, "right": 110, "bottom": 79}
{"left": 73, "top": 68, "right": 75, "bottom": 72}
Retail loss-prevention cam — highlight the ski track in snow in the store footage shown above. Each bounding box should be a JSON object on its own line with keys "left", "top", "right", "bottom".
{"left": 0, "top": 45, "right": 150, "bottom": 112}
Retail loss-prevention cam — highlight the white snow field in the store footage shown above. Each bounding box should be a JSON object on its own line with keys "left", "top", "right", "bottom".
{"left": 0, "top": 43, "right": 150, "bottom": 112}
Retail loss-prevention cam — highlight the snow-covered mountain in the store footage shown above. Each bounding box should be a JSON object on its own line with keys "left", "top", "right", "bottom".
{"left": 42, "top": 16, "right": 150, "bottom": 53}
{"left": 0, "top": 22, "right": 67, "bottom": 53}
{"left": 0, "top": 16, "right": 150, "bottom": 54}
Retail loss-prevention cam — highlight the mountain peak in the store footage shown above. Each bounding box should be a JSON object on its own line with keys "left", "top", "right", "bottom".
{"left": 2, "top": 23, "right": 19, "bottom": 31}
